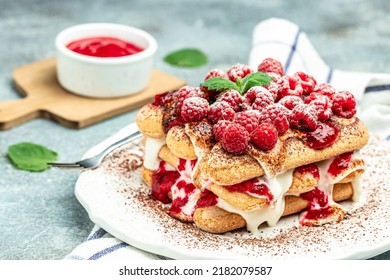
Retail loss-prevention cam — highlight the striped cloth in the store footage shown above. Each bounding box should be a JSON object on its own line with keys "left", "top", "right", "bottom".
{"left": 65, "top": 18, "right": 390, "bottom": 260}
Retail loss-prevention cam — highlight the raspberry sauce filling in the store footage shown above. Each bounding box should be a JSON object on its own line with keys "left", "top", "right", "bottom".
{"left": 327, "top": 152, "right": 353, "bottom": 176}
{"left": 195, "top": 189, "right": 218, "bottom": 208}
{"left": 295, "top": 163, "right": 320, "bottom": 180}
{"left": 177, "top": 158, "right": 197, "bottom": 173}
{"left": 151, "top": 161, "right": 180, "bottom": 203}
{"left": 224, "top": 178, "right": 274, "bottom": 202}
{"left": 304, "top": 121, "right": 339, "bottom": 149}
{"left": 151, "top": 158, "right": 199, "bottom": 218}
{"left": 299, "top": 187, "right": 334, "bottom": 225}
{"left": 169, "top": 180, "right": 196, "bottom": 216}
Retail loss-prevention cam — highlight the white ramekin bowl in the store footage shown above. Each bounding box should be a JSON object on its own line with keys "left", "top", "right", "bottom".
{"left": 55, "top": 23, "right": 157, "bottom": 98}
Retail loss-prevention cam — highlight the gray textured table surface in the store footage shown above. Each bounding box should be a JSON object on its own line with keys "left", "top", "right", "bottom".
{"left": 1, "top": 0, "right": 389, "bottom": 259}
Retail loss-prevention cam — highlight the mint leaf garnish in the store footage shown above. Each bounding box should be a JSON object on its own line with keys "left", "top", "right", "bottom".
{"left": 163, "top": 48, "right": 208, "bottom": 68}
{"left": 7, "top": 142, "right": 58, "bottom": 171}
{"left": 240, "top": 72, "right": 272, "bottom": 94}
{"left": 200, "top": 77, "right": 239, "bottom": 92}
{"left": 200, "top": 72, "right": 272, "bottom": 95}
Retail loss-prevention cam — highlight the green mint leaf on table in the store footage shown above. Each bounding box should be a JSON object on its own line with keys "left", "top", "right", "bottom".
{"left": 200, "top": 77, "right": 239, "bottom": 92}
{"left": 240, "top": 72, "right": 272, "bottom": 94}
{"left": 7, "top": 142, "right": 58, "bottom": 171}
{"left": 163, "top": 48, "right": 208, "bottom": 68}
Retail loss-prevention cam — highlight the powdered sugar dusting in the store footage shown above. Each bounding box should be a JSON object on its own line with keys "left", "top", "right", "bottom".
{"left": 75, "top": 133, "right": 390, "bottom": 259}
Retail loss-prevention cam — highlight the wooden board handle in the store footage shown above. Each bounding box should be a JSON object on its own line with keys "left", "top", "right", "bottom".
{"left": 0, "top": 97, "right": 42, "bottom": 130}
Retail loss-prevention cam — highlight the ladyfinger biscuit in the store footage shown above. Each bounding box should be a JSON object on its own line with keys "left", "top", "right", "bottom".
{"left": 158, "top": 144, "right": 179, "bottom": 168}
{"left": 166, "top": 126, "right": 197, "bottom": 160}
{"left": 193, "top": 206, "right": 246, "bottom": 234}
{"left": 208, "top": 183, "right": 269, "bottom": 212}
{"left": 141, "top": 166, "right": 154, "bottom": 187}
{"left": 136, "top": 104, "right": 165, "bottom": 139}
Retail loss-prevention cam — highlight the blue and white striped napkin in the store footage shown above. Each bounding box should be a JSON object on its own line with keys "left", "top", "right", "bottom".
{"left": 65, "top": 18, "right": 390, "bottom": 260}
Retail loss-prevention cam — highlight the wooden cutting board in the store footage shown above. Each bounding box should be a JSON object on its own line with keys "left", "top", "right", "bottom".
{"left": 0, "top": 58, "right": 186, "bottom": 130}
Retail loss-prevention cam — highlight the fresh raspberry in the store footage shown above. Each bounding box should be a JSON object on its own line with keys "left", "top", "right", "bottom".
{"left": 263, "top": 80, "right": 279, "bottom": 100}
{"left": 312, "top": 83, "right": 336, "bottom": 101}
{"left": 180, "top": 97, "right": 209, "bottom": 123}
{"left": 290, "top": 103, "right": 318, "bottom": 131}
{"left": 176, "top": 86, "right": 205, "bottom": 114}
{"left": 244, "top": 86, "right": 274, "bottom": 107}
{"left": 278, "top": 96, "right": 303, "bottom": 110}
{"left": 332, "top": 90, "right": 357, "bottom": 118}
{"left": 306, "top": 95, "right": 332, "bottom": 121}
{"left": 304, "top": 91, "right": 326, "bottom": 105}
{"left": 257, "top": 58, "right": 284, "bottom": 76}
{"left": 152, "top": 90, "right": 177, "bottom": 107}
{"left": 208, "top": 101, "right": 236, "bottom": 123}
{"left": 244, "top": 86, "right": 269, "bottom": 104}
{"left": 245, "top": 109, "right": 261, "bottom": 122}
{"left": 227, "top": 64, "right": 253, "bottom": 82}
{"left": 233, "top": 111, "right": 259, "bottom": 133}
{"left": 276, "top": 75, "right": 304, "bottom": 101}
{"left": 258, "top": 104, "right": 290, "bottom": 135}
{"left": 212, "top": 120, "right": 231, "bottom": 142}
{"left": 250, "top": 123, "right": 278, "bottom": 151}
{"left": 218, "top": 89, "right": 243, "bottom": 112}
{"left": 204, "top": 69, "right": 228, "bottom": 80}
{"left": 220, "top": 123, "right": 249, "bottom": 154}
{"left": 251, "top": 96, "right": 274, "bottom": 112}
{"left": 293, "top": 71, "right": 317, "bottom": 94}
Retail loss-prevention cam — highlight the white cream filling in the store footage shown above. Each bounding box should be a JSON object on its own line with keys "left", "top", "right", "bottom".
{"left": 216, "top": 169, "right": 293, "bottom": 234}
{"left": 143, "top": 137, "right": 166, "bottom": 171}
{"left": 349, "top": 151, "right": 365, "bottom": 202}
{"left": 169, "top": 158, "right": 200, "bottom": 217}
{"left": 171, "top": 183, "right": 200, "bottom": 217}
{"left": 317, "top": 151, "right": 365, "bottom": 206}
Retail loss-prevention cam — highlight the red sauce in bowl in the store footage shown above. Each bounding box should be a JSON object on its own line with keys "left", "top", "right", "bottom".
{"left": 66, "top": 36, "right": 144, "bottom": 57}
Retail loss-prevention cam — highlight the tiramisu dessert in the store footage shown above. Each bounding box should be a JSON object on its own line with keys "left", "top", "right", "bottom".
{"left": 136, "top": 58, "right": 369, "bottom": 234}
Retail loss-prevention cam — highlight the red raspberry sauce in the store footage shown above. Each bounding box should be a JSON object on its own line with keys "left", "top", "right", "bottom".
{"left": 151, "top": 161, "right": 180, "bottom": 203}
{"left": 169, "top": 180, "right": 196, "bottom": 216}
{"left": 300, "top": 187, "right": 333, "bottom": 224}
{"left": 295, "top": 163, "right": 320, "bottom": 180}
{"left": 151, "top": 158, "right": 199, "bottom": 218}
{"left": 66, "top": 36, "right": 143, "bottom": 57}
{"left": 305, "top": 121, "right": 339, "bottom": 149}
{"left": 224, "top": 178, "right": 274, "bottom": 202}
{"left": 327, "top": 152, "right": 353, "bottom": 176}
{"left": 195, "top": 189, "right": 218, "bottom": 208}
{"left": 151, "top": 161, "right": 180, "bottom": 204}
{"left": 177, "top": 158, "right": 197, "bottom": 172}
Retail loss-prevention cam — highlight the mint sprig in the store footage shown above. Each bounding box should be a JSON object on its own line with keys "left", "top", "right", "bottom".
{"left": 200, "top": 77, "right": 239, "bottom": 92}
{"left": 240, "top": 72, "right": 272, "bottom": 94}
{"left": 200, "top": 72, "right": 272, "bottom": 95}
{"left": 7, "top": 142, "right": 58, "bottom": 171}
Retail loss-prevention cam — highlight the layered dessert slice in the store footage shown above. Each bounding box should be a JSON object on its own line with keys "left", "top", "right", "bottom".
{"left": 136, "top": 58, "right": 369, "bottom": 234}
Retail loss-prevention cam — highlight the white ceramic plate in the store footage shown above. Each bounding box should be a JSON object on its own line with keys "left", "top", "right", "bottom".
{"left": 75, "top": 124, "right": 390, "bottom": 259}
